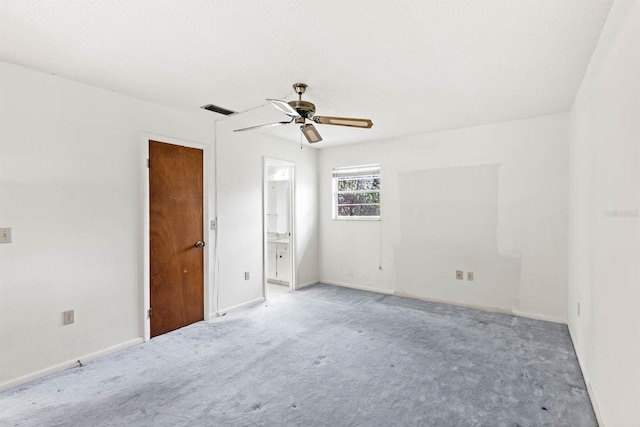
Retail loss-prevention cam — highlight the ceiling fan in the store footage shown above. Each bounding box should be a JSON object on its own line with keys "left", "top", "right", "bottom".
{"left": 233, "top": 83, "right": 373, "bottom": 143}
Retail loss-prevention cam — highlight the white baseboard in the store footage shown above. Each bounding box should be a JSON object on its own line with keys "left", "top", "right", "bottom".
{"left": 320, "top": 280, "right": 394, "bottom": 295}
{"left": 0, "top": 338, "right": 144, "bottom": 393}
{"left": 218, "top": 297, "right": 265, "bottom": 315}
{"left": 296, "top": 279, "right": 319, "bottom": 289}
{"left": 512, "top": 309, "right": 566, "bottom": 324}
{"left": 321, "top": 280, "right": 566, "bottom": 325}
{"left": 568, "top": 325, "right": 604, "bottom": 427}
{"left": 393, "top": 291, "right": 514, "bottom": 316}
{"left": 586, "top": 381, "right": 604, "bottom": 427}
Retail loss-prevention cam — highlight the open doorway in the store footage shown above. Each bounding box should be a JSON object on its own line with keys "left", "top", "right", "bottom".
{"left": 263, "top": 158, "right": 295, "bottom": 299}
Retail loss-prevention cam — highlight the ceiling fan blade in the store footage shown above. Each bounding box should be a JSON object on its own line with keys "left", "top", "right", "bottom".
{"left": 300, "top": 124, "right": 323, "bottom": 143}
{"left": 233, "top": 120, "right": 292, "bottom": 132}
{"left": 267, "top": 99, "right": 301, "bottom": 118}
{"left": 313, "top": 116, "right": 373, "bottom": 128}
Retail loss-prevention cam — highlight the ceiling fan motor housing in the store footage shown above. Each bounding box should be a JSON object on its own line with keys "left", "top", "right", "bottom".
{"left": 288, "top": 100, "right": 316, "bottom": 120}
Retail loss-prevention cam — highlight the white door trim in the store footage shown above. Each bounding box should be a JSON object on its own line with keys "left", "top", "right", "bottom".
{"left": 141, "top": 132, "right": 212, "bottom": 342}
{"left": 263, "top": 157, "right": 296, "bottom": 299}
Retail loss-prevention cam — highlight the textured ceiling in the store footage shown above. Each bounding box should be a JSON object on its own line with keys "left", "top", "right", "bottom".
{"left": 0, "top": 0, "right": 613, "bottom": 148}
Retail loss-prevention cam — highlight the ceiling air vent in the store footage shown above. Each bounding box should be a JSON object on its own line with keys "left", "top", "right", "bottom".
{"left": 201, "top": 104, "right": 236, "bottom": 116}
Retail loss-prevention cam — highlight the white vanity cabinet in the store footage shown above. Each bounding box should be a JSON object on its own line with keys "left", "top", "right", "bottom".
{"left": 267, "top": 242, "right": 277, "bottom": 282}
{"left": 267, "top": 241, "right": 289, "bottom": 284}
{"left": 276, "top": 243, "right": 289, "bottom": 283}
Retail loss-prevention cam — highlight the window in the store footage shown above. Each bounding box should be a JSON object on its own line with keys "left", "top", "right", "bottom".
{"left": 332, "top": 164, "right": 380, "bottom": 220}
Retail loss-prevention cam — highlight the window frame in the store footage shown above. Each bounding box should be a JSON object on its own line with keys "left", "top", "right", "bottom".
{"left": 332, "top": 164, "right": 381, "bottom": 221}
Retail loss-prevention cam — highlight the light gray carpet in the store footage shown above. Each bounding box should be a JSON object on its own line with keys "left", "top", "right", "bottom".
{"left": 0, "top": 284, "right": 596, "bottom": 426}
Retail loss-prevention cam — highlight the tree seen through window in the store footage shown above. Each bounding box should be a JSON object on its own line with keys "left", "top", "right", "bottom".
{"left": 333, "top": 165, "right": 380, "bottom": 219}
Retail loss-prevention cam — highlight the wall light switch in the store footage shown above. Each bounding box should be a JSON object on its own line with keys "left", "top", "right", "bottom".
{"left": 0, "top": 228, "right": 11, "bottom": 244}
{"left": 467, "top": 272, "right": 474, "bottom": 281}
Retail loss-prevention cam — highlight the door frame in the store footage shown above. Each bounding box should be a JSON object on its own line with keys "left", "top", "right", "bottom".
{"left": 141, "top": 133, "right": 212, "bottom": 342}
{"left": 263, "top": 157, "right": 296, "bottom": 298}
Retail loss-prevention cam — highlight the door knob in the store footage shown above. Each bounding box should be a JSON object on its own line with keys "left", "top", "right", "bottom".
{"left": 195, "top": 241, "right": 206, "bottom": 248}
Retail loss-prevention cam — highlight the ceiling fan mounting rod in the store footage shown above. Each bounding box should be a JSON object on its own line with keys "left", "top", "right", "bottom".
{"left": 289, "top": 83, "right": 315, "bottom": 119}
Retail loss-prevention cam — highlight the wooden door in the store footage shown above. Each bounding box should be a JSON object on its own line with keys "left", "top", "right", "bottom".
{"left": 149, "top": 140, "right": 204, "bottom": 337}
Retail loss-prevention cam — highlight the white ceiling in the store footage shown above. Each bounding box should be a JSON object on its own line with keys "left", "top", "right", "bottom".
{"left": 0, "top": 0, "right": 613, "bottom": 148}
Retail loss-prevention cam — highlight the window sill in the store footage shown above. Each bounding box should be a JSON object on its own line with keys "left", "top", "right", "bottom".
{"left": 333, "top": 217, "right": 381, "bottom": 221}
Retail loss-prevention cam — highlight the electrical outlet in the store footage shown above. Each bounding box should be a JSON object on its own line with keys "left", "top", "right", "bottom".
{"left": 456, "top": 270, "right": 464, "bottom": 280}
{"left": 0, "top": 227, "right": 11, "bottom": 244}
{"left": 467, "top": 272, "right": 474, "bottom": 281}
{"left": 63, "top": 310, "right": 74, "bottom": 325}
{"left": 244, "top": 271, "right": 250, "bottom": 280}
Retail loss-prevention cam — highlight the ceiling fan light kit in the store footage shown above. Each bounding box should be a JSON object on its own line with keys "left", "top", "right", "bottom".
{"left": 234, "top": 83, "right": 373, "bottom": 144}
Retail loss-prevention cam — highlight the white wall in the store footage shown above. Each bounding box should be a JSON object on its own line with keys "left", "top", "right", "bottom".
{"left": 214, "top": 114, "right": 318, "bottom": 311}
{"left": 568, "top": 0, "right": 640, "bottom": 425}
{"left": 319, "top": 114, "right": 569, "bottom": 322}
{"left": 0, "top": 62, "right": 214, "bottom": 388}
{"left": 0, "top": 62, "right": 319, "bottom": 389}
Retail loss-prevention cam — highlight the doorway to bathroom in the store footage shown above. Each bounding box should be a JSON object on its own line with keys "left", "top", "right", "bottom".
{"left": 263, "top": 158, "right": 295, "bottom": 299}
